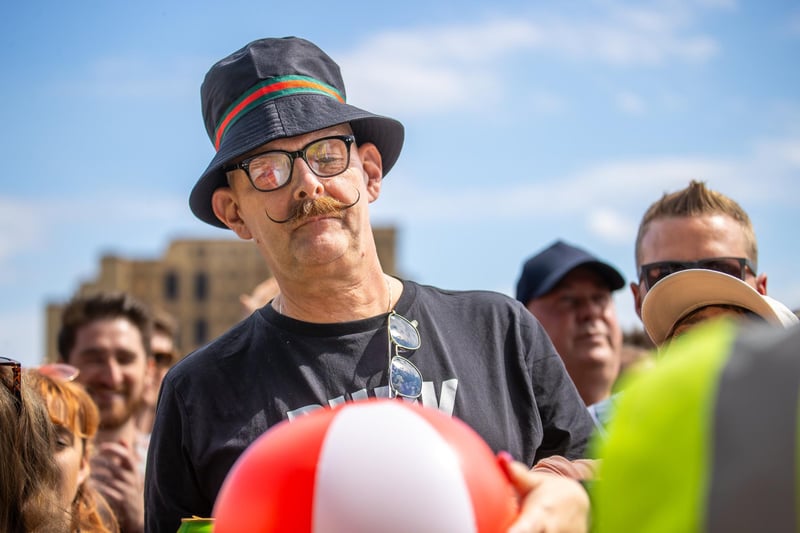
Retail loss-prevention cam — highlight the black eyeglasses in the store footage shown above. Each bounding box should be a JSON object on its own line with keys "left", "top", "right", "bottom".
{"left": 224, "top": 135, "right": 355, "bottom": 192}
{"left": 0, "top": 356, "right": 22, "bottom": 413}
{"left": 639, "top": 256, "right": 757, "bottom": 290}
{"left": 387, "top": 311, "right": 423, "bottom": 399}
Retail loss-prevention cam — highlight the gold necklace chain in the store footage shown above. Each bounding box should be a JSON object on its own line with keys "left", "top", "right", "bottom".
{"left": 386, "top": 274, "right": 392, "bottom": 313}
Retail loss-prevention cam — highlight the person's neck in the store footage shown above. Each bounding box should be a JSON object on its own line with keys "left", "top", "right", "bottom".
{"left": 95, "top": 419, "right": 141, "bottom": 449}
{"left": 274, "top": 264, "right": 399, "bottom": 323}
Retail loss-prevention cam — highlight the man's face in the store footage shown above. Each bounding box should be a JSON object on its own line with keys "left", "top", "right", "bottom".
{"left": 527, "top": 267, "right": 622, "bottom": 404}
{"left": 67, "top": 318, "right": 148, "bottom": 430}
{"left": 632, "top": 214, "right": 767, "bottom": 318}
{"left": 213, "top": 125, "right": 383, "bottom": 279}
{"left": 142, "top": 329, "right": 176, "bottom": 408}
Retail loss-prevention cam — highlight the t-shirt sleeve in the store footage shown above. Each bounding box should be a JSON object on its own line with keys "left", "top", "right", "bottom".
{"left": 521, "top": 309, "right": 596, "bottom": 461}
{"left": 144, "top": 375, "right": 212, "bottom": 532}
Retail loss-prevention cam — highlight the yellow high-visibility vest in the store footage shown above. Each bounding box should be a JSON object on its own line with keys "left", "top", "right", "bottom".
{"left": 591, "top": 319, "right": 800, "bottom": 533}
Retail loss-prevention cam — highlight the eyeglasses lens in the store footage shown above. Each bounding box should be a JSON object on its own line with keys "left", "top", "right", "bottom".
{"left": 247, "top": 136, "right": 351, "bottom": 191}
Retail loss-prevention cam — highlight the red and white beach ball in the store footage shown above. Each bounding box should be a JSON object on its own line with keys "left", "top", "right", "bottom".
{"left": 212, "top": 399, "right": 519, "bottom": 533}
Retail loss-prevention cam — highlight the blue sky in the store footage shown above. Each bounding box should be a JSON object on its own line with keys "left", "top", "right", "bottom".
{"left": 2, "top": 0, "right": 799, "bottom": 366}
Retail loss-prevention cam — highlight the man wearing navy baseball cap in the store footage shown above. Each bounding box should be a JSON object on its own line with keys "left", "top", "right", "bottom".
{"left": 516, "top": 240, "right": 626, "bottom": 406}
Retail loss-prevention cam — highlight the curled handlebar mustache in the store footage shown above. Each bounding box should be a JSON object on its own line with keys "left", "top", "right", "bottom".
{"left": 264, "top": 186, "right": 361, "bottom": 224}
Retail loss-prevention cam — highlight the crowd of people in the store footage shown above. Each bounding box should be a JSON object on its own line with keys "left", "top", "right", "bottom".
{"left": 2, "top": 35, "right": 799, "bottom": 533}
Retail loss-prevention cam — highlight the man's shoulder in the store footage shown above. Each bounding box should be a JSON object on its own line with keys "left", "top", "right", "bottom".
{"left": 408, "top": 279, "right": 521, "bottom": 307}
{"left": 165, "top": 315, "right": 259, "bottom": 387}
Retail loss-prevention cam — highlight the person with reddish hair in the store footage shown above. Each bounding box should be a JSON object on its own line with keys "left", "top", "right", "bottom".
{"left": 29, "top": 365, "right": 119, "bottom": 532}
{"left": 0, "top": 357, "right": 69, "bottom": 533}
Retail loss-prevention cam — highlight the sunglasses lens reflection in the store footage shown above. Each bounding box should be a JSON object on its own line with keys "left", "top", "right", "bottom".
{"left": 389, "top": 356, "right": 422, "bottom": 398}
{"left": 389, "top": 314, "right": 421, "bottom": 350}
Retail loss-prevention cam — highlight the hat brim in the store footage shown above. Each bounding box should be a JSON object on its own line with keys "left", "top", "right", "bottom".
{"left": 190, "top": 93, "right": 404, "bottom": 228}
{"left": 641, "top": 269, "right": 796, "bottom": 345}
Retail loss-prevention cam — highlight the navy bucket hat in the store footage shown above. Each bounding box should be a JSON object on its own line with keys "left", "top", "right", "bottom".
{"left": 516, "top": 240, "right": 626, "bottom": 305}
{"left": 190, "top": 36, "right": 405, "bottom": 228}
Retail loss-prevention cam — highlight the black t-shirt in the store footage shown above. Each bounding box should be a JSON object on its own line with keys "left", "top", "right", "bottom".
{"left": 144, "top": 280, "right": 594, "bottom": 532}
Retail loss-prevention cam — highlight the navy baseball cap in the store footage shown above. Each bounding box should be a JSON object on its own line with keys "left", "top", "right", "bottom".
{"left": 515, "top": 240, "right": 626, "bottom": 304}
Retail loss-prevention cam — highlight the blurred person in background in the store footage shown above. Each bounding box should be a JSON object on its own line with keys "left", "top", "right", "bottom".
{"left": 1, "top": 356, "right": 70, "bottom": 533}
{"left": 641, "top": 269, "right": 798, "bottom": 346}
{"left": 632, "top": 180, "right": 766, "bottom": 319}
{"left": 591, "top": 269, "right": 798, "bottom": 437}
{"left": 29, "top": 364, "right": 120, "bottom": 532}
{"left": 516, "top": 240, "right": 625, "bottom": 406}
{"left": 58, "top": 291, "right": 152, "bottom": 533}
{"left": 617, "top": 329, "right": 655, "bottom": 383}
{"left": 239, "top": 276, "right": 280, "bottom": 316}
{"left": 135, "top": 307, "right": 178, "bottom": 435}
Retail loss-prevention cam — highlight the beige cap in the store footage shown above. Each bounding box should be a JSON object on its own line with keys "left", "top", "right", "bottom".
{"left": 642, "top": 269, "right": 798, "bottom": 345}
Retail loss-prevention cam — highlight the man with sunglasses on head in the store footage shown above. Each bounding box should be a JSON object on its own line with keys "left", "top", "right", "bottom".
{"left": 145, "top": 37, "right": 594, "bottom": 533}
{"left": 632, "top": 180, "right": 766, "bottom": 320}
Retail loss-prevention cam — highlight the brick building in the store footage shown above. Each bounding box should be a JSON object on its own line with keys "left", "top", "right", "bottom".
{"left": 45, "top": 227, "right": 397, "bottom": 362}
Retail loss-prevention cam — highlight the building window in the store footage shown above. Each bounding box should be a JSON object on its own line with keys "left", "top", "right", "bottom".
{"left": 194, "top": 272, "right": 208, "bottom": 301}
{"left": 194, "top": 319, "right": 208, "bottom": 345}
{"left": 164, "top": 272, "right": 179, "bottom": 300}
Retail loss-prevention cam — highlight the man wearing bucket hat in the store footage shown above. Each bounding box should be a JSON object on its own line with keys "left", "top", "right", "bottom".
{"left": 145, "top": 37, "right": 594, "bottom": 532}
{"left": 641, "top": 268, "right": 798, "bottom": 346}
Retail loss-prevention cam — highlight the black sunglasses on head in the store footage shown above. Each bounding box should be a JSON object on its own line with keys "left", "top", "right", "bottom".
{"left": 639, "top": 256, "right": 756, "bottom": 290}
{"left": 0, "top": 356, "right": 22, "bottom": 414}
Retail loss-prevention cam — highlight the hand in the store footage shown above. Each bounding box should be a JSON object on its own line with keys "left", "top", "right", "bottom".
{"left": 90, "top": 440, "right": 145, "bottom": 533}
{"left": 531, "top": 455, "right": 598, "bottom": 481}
{"left": 499, "top": 453, "right": 589, "bottom": 533}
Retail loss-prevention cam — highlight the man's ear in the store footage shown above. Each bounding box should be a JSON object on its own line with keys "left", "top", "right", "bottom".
{"left": 358, "top": 143, "right": 383, "bottom": 202}
{"left": 212, "top": 187, "right": 253, "bottom": 240}
{"left": 631, "top": 281, "right": 643, "bottom": 319}
{"left": 755, "top": 272, "right": 768, "bottom": 295}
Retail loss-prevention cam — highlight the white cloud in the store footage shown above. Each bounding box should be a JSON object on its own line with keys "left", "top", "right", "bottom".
{"left": 340, "top": 5, "right": 721, "bottom": 116}
{"left": 616, "top": 90, "right": 647, "bottom": 115}
{"left": 0, "top": 307, "right": 41, "bottom": 367}
{"left": 588, "top": 208, "right": 639, "bottom": 244}
{"left": 752, "top": 138, "right": 800, "bottom": 167}
{"left": 56, "top": 54, "right": 206, "bottom": 101}
{"left": 0, "top": 198, "right": 42, "bottom": 262}
{"left": 525, "top": 90, "right": 569, "bottom": 114}
{"left": 784, "top": 10, "right": 800, "bottom": 36}
{"left": 372, "top": 135, "right": 800, "bottom": 227}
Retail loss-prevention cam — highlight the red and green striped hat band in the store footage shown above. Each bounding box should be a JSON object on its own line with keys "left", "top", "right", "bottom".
{"left": 213, "top": 75, "right": 344, "bottom": 151}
